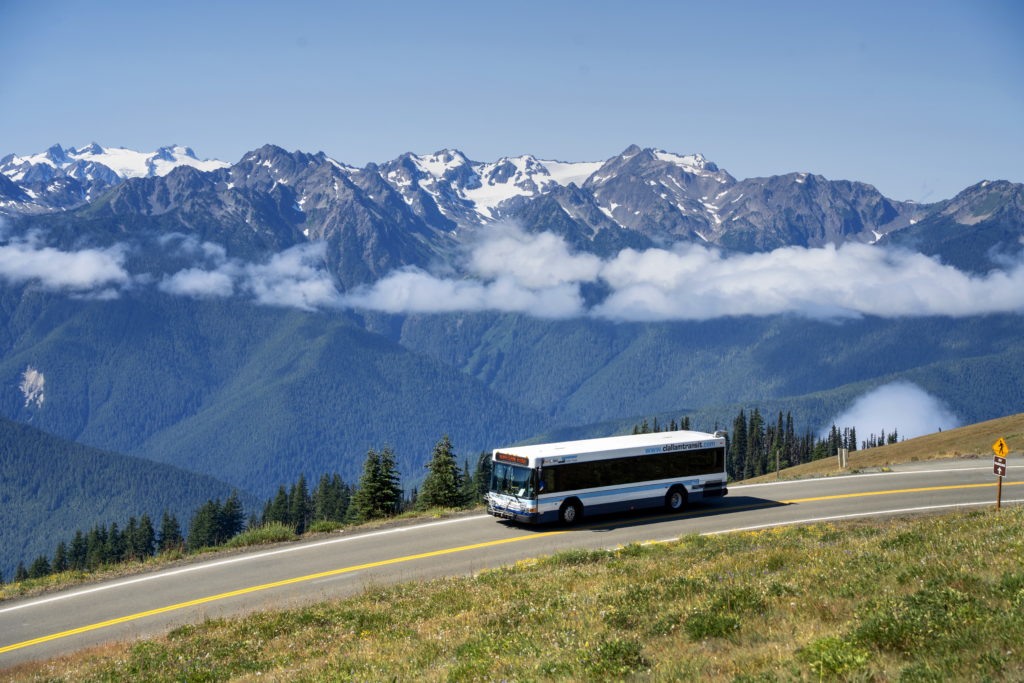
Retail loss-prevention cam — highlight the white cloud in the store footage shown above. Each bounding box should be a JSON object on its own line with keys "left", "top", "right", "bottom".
{"left": 159, "top": 241, "right": 342, "bottom": 311}
{"left": 159, "top": 267, "right": 235, "bottom": 298}
{"left": 342, "top": 269, "right": 584, "bottom": 318}
{"left": 0, "top": 235, "right": 129, "bottom": 293}
{"left": 467, "top": 224, "right": 601, "bottom": 288}
{"left": 824, "top": 382, "right": 961, "bottom": 441}
{"left": 346, "top": 228, "right": 1024, "bottom": 321}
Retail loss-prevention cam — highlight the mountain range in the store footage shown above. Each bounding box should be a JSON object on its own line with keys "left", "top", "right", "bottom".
{"left": 1, "top": 141, "right": 1022, "bottom": 575}
{"left": 5, "top": 143, "right": 1020, "bottom": 281}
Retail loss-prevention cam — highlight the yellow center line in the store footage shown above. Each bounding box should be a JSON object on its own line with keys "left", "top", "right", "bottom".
{"left": 2, "top": 480, "right": 1018, "bottom": 655}
{"left": 0, "top": 530, "right": 567, "bottom": 655}
{"left": 781, "top": 481, "right": 1023, "bottom": 504}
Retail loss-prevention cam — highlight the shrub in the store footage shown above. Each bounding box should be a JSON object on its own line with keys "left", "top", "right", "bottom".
{"left": 797, "top": 636, "right": 870, "bottom": 678}
{"left": 223, "top": 523, "right": 296, "bottom": 548}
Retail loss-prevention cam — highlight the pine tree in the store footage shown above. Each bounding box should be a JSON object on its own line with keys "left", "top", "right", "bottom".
{"left": 730, "top": 409, "right": 747, "bottom": 480}
{"left": 351, "top": 449, "right": 401, "bottom": 521}
{"left": 264, "top": 486, "right": 290, "bottom": 525}
{"left": 459, "top": 458, "right": 476, "bottom": 506}
{"left": 474, "top": 451, "right": 493, "bottom": 502}
{"left": 419, "top": 435, "right": 462, "bottom": 509}
{"left": 28, "top": 555, "right": 51, "bottom": 579}
{"left": 137, "top": 514, "right": 156, "bottom": 558}
{"left": 288, "top": 476, "right": 310, "bottom": 533}
{"left": 69, "top": 529, "right": 87, "bottom": 570}
{"left": 106, "top": 522, "right": 125, "bottom": 564}
{"left": 849, "top": 426, "right": 858, "bottom": 452}
{"left": 188, "top": 500, "right": 220, "bottom": 550}
{"left": 158, "top": 511, "right": 183, "bottom": 553}
{"left": 221, "top": 491, "right": 246, "bottom": 540}
{"left": 746, "top": 408, "right": 765, "bottom": 479}
{"left": 14, "top": 561, "right": 28, "bottom": 582}
{"left": 124, "top": 517, "right": 139, "bottom": 561}
{"left": 52, "top": 541, "right": 68, "bottom": 573}
{"left": 682, "top": 416, "right": 691, "bottom": 430}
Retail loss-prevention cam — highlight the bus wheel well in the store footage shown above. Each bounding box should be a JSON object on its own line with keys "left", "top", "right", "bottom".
{"left": 665, "top": 485, "right": 688, "bottom": 512}
{"left": 559, "top": 498, "right": 583, "bottom": 525}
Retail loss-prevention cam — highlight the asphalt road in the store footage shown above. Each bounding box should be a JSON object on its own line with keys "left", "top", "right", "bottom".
{"left": 2, "top": 456, "right": 1021, "bottom": 669}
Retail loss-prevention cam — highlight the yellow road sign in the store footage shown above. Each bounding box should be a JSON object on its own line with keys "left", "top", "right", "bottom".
{"left": 993, "top": 437, "right": 1009, "bottom": 458}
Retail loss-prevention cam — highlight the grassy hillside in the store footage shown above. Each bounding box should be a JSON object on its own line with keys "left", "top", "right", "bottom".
{"left": 744, "top": 412, "right": 1024, "bottom": 483}
{"left": 9, "top": 508, "right": 1023, "bottom": 680}
{"left": 0, "top": 416, "right": 254, "bottom": 581}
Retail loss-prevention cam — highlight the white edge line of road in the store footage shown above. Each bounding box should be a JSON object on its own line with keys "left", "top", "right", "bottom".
{"left": 0, "top": 514, "right": 491, "bottom": 615}
{"left": 730, "top": 465, "right": 1024, "bottom": 489}
{"left": 641, "top": 498, "right": 1024, "bottom": 544}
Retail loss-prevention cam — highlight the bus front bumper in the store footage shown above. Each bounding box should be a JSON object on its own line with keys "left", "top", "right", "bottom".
{"left": 487, "top": 504, "right": 541, "bottom": 523}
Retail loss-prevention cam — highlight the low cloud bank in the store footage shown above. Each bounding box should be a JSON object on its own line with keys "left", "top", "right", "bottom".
{"left": 159, "top": 242, "right": 341, "bottom": 311}
{"left": 3, "top": 223, "right": 1023, "bottom": 320}
{"left": 0, "top": 232, "right": 129, "bottom": 293}
{"left": 824, "top": 382, "right": 961, "bottom": 442}
{"left": 345, "top": 225, "right": 1024, "bottom": 321}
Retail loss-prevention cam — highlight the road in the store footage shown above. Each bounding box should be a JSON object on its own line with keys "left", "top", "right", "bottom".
{"left": 2, "top": 456, "right": 1021, "bottom": 669}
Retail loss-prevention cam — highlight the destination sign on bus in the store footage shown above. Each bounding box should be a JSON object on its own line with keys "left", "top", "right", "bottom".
{"left": 495, "top": 452, "right": 529, "bottom": 465}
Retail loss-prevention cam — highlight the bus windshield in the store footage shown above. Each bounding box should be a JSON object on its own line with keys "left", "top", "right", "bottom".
{"left": 491, "top": 462, "right": 536, "bottom": 499}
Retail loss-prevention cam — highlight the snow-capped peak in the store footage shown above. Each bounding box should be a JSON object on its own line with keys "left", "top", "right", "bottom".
{"left": 653, "top": 149, "right": 709, "bottom": 170}
{"left": 0, "top": 143, "right": 228, "bottom": 183}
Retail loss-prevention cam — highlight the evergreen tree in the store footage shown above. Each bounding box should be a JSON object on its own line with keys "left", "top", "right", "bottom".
{"left": 333, "top": 475, "right": 351, "bottom": 521}
{"left": 459, "top": 458, "right": 477, "bottom": 506}
{"left": 220, "top": 490, "right": 246, "bottom": 540}
{"left": 124, "top": 517, "right": 139, "bottom": 560}
{"left": 136, "top": 514, "right": 156, "bottom": 558}
{"left": 28, "top": 555, "right": 51, "bottom": 579}
{"left": 849, "top": 426, "right": 857, "bottom": 452}
{"left": 288, "top": 476, "right": 311, "bottom": 533}
{"left": 730, "top": 409, "right": 747, "bottom": 480}
{"left": 188, "top": 500, "right": 220, "bottom": 550}
{"left": 681, "top": 416, "right": 691, "bottom": 430}
{"left": 350, "top": 448, "right": 401, "bottom": 521}
{"left": 158, "top": 511, "right": 183, "bottom": 552}
{"left": 14, "top": 561, "right": 28, "bottom": 582}
{"left": 52, "top": 541, "right": 68, "bottom": 573}
{"left": 85, "top": 525, "right": 106, "bottom": 569}
{"left": 419, "top": 435, "right": 462, "bottom": 509}
{"left": 264, "top": 486, "right": 290, "bottom": 525}
{"left": 106, "top": 522, "right": 125, "bottom": 564}
{"left": 474, "top": 451, "right": 493, "bottom": 502}
{"left": 746, "top": 408, "right": 765, "bottom": 479}
{"left": 69, "top": 529, "right": 87, "bottom": 570}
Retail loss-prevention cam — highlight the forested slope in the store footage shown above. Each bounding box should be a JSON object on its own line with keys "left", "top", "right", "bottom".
{"left": 0, "top": 416, "right": 253, "bottom": 580}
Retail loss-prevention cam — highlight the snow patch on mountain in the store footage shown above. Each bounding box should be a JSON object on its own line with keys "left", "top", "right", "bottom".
{"left": 19, "top": 366, "right": 45, "bottom": 408}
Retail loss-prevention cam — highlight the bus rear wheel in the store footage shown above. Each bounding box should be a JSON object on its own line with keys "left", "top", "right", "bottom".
{"left": 665, "top": 486, "right": 688, "bottom": 512}
{"left": 559, "top": 500, "right": 582, "bottom": 525}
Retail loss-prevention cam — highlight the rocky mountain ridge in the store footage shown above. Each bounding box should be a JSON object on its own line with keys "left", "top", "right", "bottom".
{"left": 3, "top": 143, "right": 1021, "bottom": 281}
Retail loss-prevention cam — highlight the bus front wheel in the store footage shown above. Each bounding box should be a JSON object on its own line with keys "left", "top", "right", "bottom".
{"left": 665, "top": 486, "right": 688, "bottom": 512}
{"left": 559, "top": 500, "right": 582, "bottom": 525}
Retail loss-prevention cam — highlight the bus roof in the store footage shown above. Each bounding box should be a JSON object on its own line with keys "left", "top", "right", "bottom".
{"left": 494, "top": 429, "right": 723, "bottom": 466}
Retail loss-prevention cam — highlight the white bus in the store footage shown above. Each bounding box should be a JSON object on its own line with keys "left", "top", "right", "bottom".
{"left": 486, "top": 429, "right": 728, "bottom": 525}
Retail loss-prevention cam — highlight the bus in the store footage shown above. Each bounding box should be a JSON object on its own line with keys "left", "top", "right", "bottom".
{"left": 486, "top": 429, "right": 728, "bottom": 524}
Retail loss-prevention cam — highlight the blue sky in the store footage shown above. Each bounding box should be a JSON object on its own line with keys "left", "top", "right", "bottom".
{"left": 1, "top": 0, "right": 1020, "bottom": 202}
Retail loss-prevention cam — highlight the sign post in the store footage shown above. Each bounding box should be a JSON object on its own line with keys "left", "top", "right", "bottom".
{"left": 993, "top": 437, "right": 1009, "bottom": 510}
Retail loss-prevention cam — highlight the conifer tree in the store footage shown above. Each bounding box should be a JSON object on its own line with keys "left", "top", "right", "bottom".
{"left": 730, "top": 409, "right": 747, "bottom": 480}
{"left": 419, "top": 435, "right": 462, "bottom": 509}
{"left": 28, "top": 555, "right": 51, "bottom": 579}
{"left": 264, "top": 485, "right": 290, "bottom": 525}
{"left": 52, "top": 541, "right": 68, "bottom": 573}
{"left": 474, "top": 451, "right": 493, "bottom": 502}
{"left": 459, "top": 458, "right": 476, "bottom": 505}
{"left": 70, "top": 529, "right": 87, "bottom": 570}
{"left": 137, "top": 514, "right": 156, "bottom": 558}
{"left": 14, "top": 561, "right": 28, "bottom": 582}
{"left": 187, "top": 500, "right": 220, "bottom": 550}
{"left": 221, "top": 491, "right": 246, "bottom": 539}
{"left": 351, "top": 449, "right": 401, "bottom": 521}
{"left": 158, "top": 511, "right": 183, "bottom": 553}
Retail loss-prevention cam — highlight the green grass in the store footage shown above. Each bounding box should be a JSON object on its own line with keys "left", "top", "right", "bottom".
{"left": 9, "top": 507, "right": 1024, "bottom": 681}
{"left": 222, "top": 522, "right": 297, "bottom": 548}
